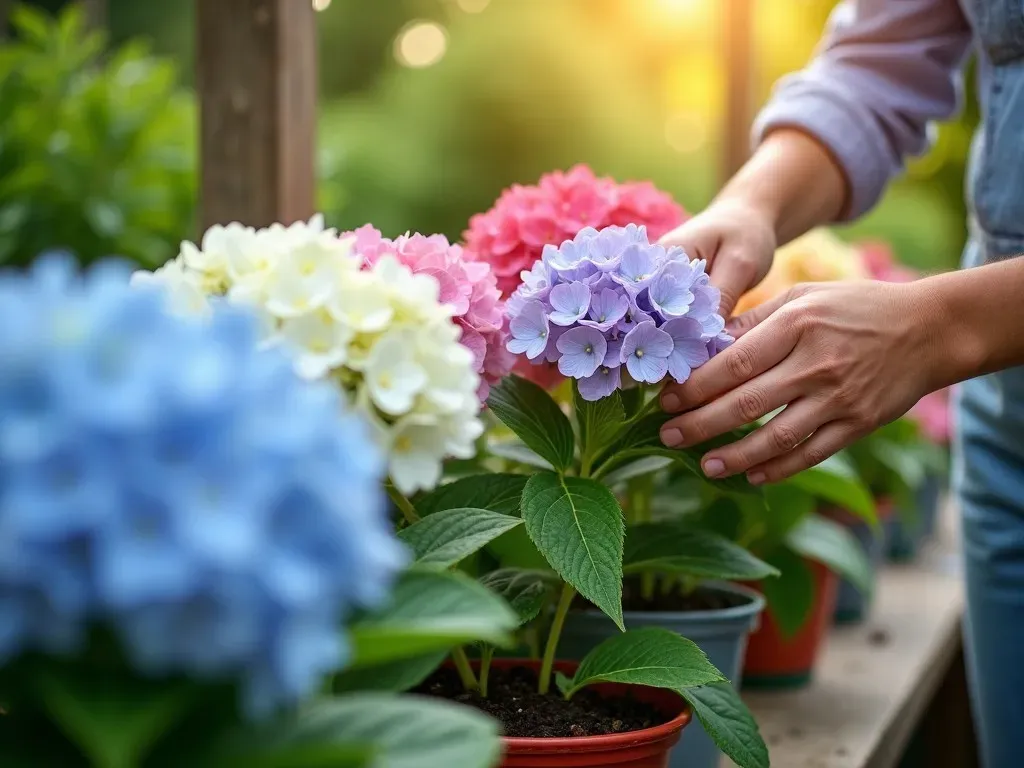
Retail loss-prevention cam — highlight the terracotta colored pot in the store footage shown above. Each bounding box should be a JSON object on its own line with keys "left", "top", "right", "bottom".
{"left": 493, "top": 659, "right": 692, "bottom": 768}
{"left": 741, "top": 559, "right": 839, "bottom": 689}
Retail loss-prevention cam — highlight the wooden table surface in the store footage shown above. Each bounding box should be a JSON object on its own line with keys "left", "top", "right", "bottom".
{"left": 725, "top": 506, "right": 965, "bottom": 768}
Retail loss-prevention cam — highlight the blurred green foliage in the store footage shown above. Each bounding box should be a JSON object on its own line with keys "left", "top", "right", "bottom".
{"left": 0, "top": 4, "right": 195, "bottom": 267}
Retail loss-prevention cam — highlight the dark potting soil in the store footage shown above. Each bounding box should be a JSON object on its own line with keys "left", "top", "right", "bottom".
{"left": 416, "top": 665, "right": 670, "bottom": 738}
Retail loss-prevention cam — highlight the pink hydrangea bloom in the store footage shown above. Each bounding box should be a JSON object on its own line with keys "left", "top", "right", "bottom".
{"left": 859, "top": 241, "right": 920, "bottom": 284}
{"left": 909, "top": 388, "right": 951, "bottom": 445}
{"left": 348, "top": 225, "right": 514, "bottom": 401}
{"left": 464, "top": 165, "right": 686, "bottom": 298}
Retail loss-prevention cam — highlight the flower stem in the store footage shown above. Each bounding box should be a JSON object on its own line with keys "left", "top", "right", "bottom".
{"left": 538, "top": 582, "right": 576, "bottom": 695}
{"left": 451, "top": 646, "right": 479, "bottom": 691}
{"left": 479, "top": 645, "right": 494, "bottom": 698}
{"left": 386, "top": 482, "right": 420, "bottom": 525}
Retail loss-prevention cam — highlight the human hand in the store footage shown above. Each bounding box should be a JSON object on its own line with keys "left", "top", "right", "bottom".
{"left": 658, "top": 280, "right": 946, "bottom": 484}
{"left": 658, "top": 200, "right": 777, "bottom": 317}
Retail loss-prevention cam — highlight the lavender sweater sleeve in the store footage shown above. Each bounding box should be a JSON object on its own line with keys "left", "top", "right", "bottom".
{"left": 753, "top": 0, "right": 973, "bottom": 220}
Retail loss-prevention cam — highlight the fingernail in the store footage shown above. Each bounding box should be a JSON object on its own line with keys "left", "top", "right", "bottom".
{"left": 661, "top": 428, "right": 683, "bottom": 447}
{"left": 661, "top": 394, "right": 681, "bottom": 412}
{"left": 748, "top": 472, "right": 766, "bottom": 486}
{"left": 703, "top": 458, "right": 725, "bottom": 478}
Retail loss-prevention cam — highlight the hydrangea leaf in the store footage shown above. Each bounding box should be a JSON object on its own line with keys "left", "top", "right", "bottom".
{"left": 760, "top": 548, "right": 816, "bottom": 638}
{"left": 564, "top": 627, "right": 725, "bottom": 698}
{"left": 332, "top": 652, "right": 447, "bottom": 694}
{"left": 680, "top": 683, "right": 769, "bottom": 768}
{"left": 478, "top": 568, "right": 557, "bottom": 625}
{"left": 487, "top": 439, "right": 555, "bottom": 471}
{"left": 398, "top": 507, "right": 524, "bottom": 570}
{"left": 784, "top": 453, "right": 877, "bottom": 525}
{"left": 785, "top": 514, "right": 874, "bottom": 598}
{"left": 573, "top": 386, "right": 625, "bottom": 458}
{"left": 623, "top": 523, "right": 779, "bottom": 581}
{"left": 415, "top": 473, "right": 529, "bottom": 517}
{"left": 215, "top": 693, "right": 500, "bottom": 768}
{"left": 487, "top": 375, "right": 576, "bottom": 472}
{"left": 348, "top": 570, "right": 518, "bottom": 666}
{"left": 520, "top": 472, "right": 624, "bottom": 629}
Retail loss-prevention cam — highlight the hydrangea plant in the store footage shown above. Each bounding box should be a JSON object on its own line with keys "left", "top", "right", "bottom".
{"left": 0, "top": 256, "right": 508, "bottom": 768}
{"left": 133, "top": 215, "right": 489, "bottom": 494}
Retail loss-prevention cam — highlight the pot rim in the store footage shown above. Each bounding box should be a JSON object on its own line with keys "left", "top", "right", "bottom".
{"left": 487, "top": 659, "right": 692, "bottom": 753}
{"left": 574, "top": 580, "right": 765, "bottom": 624}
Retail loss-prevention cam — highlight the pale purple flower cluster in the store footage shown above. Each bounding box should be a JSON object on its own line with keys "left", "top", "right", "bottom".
{"left": 505, "top": 225, "right": 731, "bottom": 401}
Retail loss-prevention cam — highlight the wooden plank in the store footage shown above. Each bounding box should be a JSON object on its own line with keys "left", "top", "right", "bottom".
{"left": 721, "top": 0, "right": 756, "bottom": 180}
{"left": 196, "top": 0, "right": 317, "bottom": 231}
{"left": 725, "top": 503, "right": 966, "bottom": 767}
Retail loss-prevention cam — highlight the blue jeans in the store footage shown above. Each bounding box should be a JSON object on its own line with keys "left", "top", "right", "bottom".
{"left": 956, "top": 247, "right": 1024, "bottom": 768}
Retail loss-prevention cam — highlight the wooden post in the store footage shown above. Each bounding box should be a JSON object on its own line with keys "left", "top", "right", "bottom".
{"left": 721, "top": 0, "right": 755, "bottom": 181}
{"left": 196, "top": 0, "right": 317, "bottom": 231}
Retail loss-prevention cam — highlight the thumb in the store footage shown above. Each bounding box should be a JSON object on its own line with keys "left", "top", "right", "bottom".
{"left": 657, "top": 221, "right": 721, "bottom": 263}
{"left": 726, "top": 286, "right": 799, "bottom": 338}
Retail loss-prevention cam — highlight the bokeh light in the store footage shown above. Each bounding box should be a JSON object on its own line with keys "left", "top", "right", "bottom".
{"left": 665, "top": 112, "right": 708, "bottom": 154}
{"left": 312, "top": 0, "right": 331, "bottom": 10}
{"left": 456, "top": 0, "right": 491, "bottom": 12}
{"left": 394, "top": 21, "right": 449, "bottom": 69}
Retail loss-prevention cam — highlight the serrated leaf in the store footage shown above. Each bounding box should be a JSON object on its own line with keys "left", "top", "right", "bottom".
{"left": 785, "top": 514, "right": 874, "bottom": 597}
{"left": 487, "top": 440, "right": 554, "bottom": 470}
{"left": 760, "top": 548, "right": 815, "bottom": 638}
{"left": 399, "top": 508, "right": 523, "bottom": 569}
{"left": 333, "top": 653, "right": 446, "bottom": 694}
{"left": 622, "top": 524, "right": 779, "bottom": 581}
{"left": 216, "top": 694, "right": 500, "bottom": 768}
{"left": 680, "top": 683, "right": 769, "bottom": 768}
{"left": 601, "top": 456, "right": 674, "bottom": 486}
{"left": 478, "top": 568, "right": 556, "bottom": 625}
{"left": 785, "top": 453, "right": 877, "bottom": 524}
{"left": 487, "top": 375, "right": 575, "bottom": 472}
{"left": 521, "top": 472, "right": 625, "bottom": 630}
{"left": 574, "top": 386, "right": 625, "bottom": 456}
{"left": 565, "top": 627, "right": 725, "bottom": 698}
{"left": 415, "top": 474, "right": 528, "bottom": 517}
{"left": 348, "top": 570, "right": 517, "bottom": 666}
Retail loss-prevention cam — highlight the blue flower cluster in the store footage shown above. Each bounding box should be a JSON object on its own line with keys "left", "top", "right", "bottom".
{"left": 0, "top": 256, "right": 405, "bottom": 718}
{"left": 505, "top": 225, "right": 732, "bottom": 400}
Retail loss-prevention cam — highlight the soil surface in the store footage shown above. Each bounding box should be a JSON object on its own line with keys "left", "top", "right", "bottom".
{"left": 416, "top": 665, "right": 670, "bottom": 738}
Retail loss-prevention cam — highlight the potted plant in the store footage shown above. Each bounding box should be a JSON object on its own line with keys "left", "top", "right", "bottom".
{"left": 0, "top": 257, "right": 507, "bottom": 768}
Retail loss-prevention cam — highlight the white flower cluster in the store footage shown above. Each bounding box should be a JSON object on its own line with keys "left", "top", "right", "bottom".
{"left": 132, "top": 216, "right": 484, "bottom": 494}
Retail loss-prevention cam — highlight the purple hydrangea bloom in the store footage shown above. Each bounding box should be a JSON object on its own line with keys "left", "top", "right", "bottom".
{"left": 503, "top": 225, "right": 730, "bottom": 400}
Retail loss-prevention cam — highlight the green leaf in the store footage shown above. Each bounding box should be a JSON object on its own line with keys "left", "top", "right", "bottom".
{"left": 786, "top": 514, "right": 874, "bottom": 597}
{"left": 622, "top": 523, "right": 779, "bottom": 581}
{"left": 487, "top": 439, "right": 554, "bottom": 470}
{"left": 348, "top": 570, "right": 517, "bottom": 666}
{"left": 565, "top": 627, "right": 725, "bottom": 698}
{"left": 333, "top": 652, "right": 446, "bottom": 694}
{"left": 601, "top": 456, "right": 674, "bottom": 486}
{"left": 487, "top": 375, "right": 575, "bottom": 472}
{"left": 680, "top": 683, "right": 769, "bottom": 768}
{"left": 478, "top": 568, "right": 556, "bottom": 625}
{"left": 399, "top": 508, "right": 524, "bottom": 569}
{"left": 574, "top": 386, "right": 625, "bottom": 458}
{"left": 521, "top": 472, "right": 625, "bottom": 630}
{"left": 760, "top": 548, "right": 815, "bottom": 638}
{"left": 33, "top": 666, "right": 196, "bottom": 768}
{"left": 785, "top": 453, "right": 877, "bottom": 524}
{"left": 415, "top": 473, "right": 528, "bottom": 517}
{"left": 217, "top": 694, "right": 500, "bottom": 768}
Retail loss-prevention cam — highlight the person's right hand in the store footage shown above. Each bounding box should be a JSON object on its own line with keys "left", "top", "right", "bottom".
{"left": 659, "top": 201, "right": 777, "bottom": 319}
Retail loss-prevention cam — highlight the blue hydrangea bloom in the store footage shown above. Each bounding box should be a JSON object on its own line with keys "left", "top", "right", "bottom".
{"left": 0, "top": 255, "right": 405, "bottom": 718}
{"left": 505, "top": 225, "right": 731, "bottom": 400}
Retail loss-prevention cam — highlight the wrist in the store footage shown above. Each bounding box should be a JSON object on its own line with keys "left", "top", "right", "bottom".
{"left": 906, "top": 273, "right": 987, "bottom": 388}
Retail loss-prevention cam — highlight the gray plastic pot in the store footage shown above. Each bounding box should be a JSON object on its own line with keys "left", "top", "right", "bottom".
{"left": 559, "top": 582, "right": 765, "bottom": 768}
{"left": 886, "top": 474, "right": 943, "bottom": 561}
{"left": 833, "top": 519, "right": 885, "bottom": 625}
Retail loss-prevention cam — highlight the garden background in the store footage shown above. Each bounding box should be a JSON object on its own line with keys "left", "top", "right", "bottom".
{"left": 3, "top": 0, "right": 976, "bottom": 273}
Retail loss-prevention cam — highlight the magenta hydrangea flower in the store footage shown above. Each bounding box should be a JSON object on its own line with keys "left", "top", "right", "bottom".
{"left": 504, "top": 225, "right": 729, "bottom": 401}
{"left": 346, "top": 226, "right": 515, "bottom": 400}
{"left": 464, "top": 165, "right": 686, "bottom": 298}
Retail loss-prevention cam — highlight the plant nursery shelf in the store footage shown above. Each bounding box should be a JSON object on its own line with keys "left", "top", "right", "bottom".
{"left": 728, "top": 501, "right": 970, "bottom": 768}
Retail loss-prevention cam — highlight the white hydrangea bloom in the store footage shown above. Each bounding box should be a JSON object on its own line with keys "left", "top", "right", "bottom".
{"left": 134, "top": 215, "right": 483, "bottom": 494}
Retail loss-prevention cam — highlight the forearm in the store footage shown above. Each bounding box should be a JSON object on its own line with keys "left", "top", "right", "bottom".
{"left": 918, "top": 258, "right": 1024, "bottom": 385}
{"left": 710, "top": 129, "right": 848, "bottom": 246}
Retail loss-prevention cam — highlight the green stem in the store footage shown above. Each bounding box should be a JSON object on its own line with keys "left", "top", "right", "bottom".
{"left": 538, "top": 582, "right": 576, "bottom": 695}
{"left": 479, "top": 646, "right": 494, "bottom": 698}
{"left": 386, "top": 482, "right": 420, "bottom": 525}
{"left": 526, "top": 626, "right": 541, "bottom": 660}
{"left": 640, "top": 571, "right": 657, "bottom": 602}
{"left": 451, "top": 646, "right": 479, "bottom": 691}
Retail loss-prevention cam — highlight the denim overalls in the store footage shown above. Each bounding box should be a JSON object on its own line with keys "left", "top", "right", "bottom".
{"left": 954, "top": 1, "right": 1024, "bottom": 764}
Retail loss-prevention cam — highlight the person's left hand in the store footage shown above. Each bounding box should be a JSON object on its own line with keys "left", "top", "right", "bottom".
{"left": 658, "top": 279, "right": 947, "bottom": 484}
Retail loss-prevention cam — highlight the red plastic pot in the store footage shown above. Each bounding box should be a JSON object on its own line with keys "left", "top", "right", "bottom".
{"left": 492, "top": 659, "right": 692, "bottom": 767}
{"left": 741, "top": 559, "right": 839, "bottom": 689}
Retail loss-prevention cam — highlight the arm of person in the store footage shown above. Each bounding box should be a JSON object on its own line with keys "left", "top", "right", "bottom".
{"left": 660, "top": 0, "right": 973, "bottom": 313}
{"left": 658, "top": 257, "right": 1024, "bottom": 484}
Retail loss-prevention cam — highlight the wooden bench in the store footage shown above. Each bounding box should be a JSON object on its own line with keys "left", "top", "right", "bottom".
{"left": 727, "top": 503, "right": 976, "bottom": 767}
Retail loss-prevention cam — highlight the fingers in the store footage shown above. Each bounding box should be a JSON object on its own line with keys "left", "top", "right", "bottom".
{"left": 682, "top": 399, "right": 824, "bottom": 478}
{"left": 744, "top": 420, "right": 861, "bottom": 484}
{"left": 660, "top": 312, "right": 798, "bottom": 414}
{"left": 708, "top": 249, "right": 760, "bottom": 319}
{"left": 725, "top": 286, "right": 795, "bottom": 339}
{"left": 657, "top": 222, "right": 721, "bottom": 263}
{"left": 660, "top": 370, "right": 803, "bottom": 450}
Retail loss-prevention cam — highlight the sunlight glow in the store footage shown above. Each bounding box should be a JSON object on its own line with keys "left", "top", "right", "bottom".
{"left": 394, "top": 21, "right": 449, "bottom": 69}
